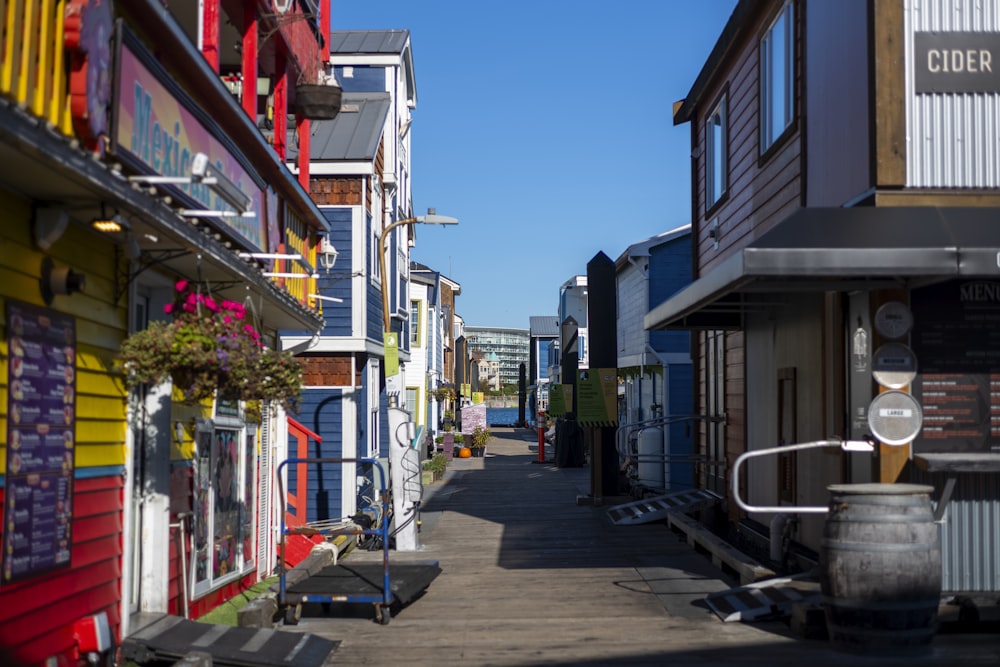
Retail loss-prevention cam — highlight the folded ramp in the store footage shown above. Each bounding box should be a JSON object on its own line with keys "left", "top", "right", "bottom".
{"left": 704, "top": 574, "right": 822, "bottom": 622}
{"left": 121, "top": 614, "right": 339, "bottom": 667}
{"left": 606, "top": 489, "right": 722, "bottom": 525}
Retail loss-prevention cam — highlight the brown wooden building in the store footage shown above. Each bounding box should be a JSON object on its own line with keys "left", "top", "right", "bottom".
{"left": 647, "top": 0, "right": 1000, "bottom": 595}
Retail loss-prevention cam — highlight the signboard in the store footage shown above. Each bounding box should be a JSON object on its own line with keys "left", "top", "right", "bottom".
{"left": 460, "top": 404, "right": 486, "bottom": 434}
{"left": 111, "top": 27, "right": 266, "bottom": 250}
{"left": 914, "top": 32, "right": 1000, "bottom": 94}
{"left": 3, "top": 301, "right": 76, "bottom": 584}
{"left": 911, "top": 281, "right": 1000, "bottom": 452}
{"left": 548, "top": 383, "right": 565, "bottom": 417}
{"left": 577, "top": 368, "right": 618, "bottom": 426}
{"left": 383, "top": 332, "right": 401, "bottom": 395}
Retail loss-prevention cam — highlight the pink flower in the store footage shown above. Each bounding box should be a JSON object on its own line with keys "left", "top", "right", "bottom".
{"left": 175, "top": 279, "right": 189, "bottom": 292}
{"left": 202, "top": 296, "right": 219, "bottom": 312}
{"left": 164, "top": 303, "right": 175, "bottom": 314}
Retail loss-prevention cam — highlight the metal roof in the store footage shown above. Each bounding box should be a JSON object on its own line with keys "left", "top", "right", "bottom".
{"left": 331, "top": 30, "right": 410, "bottom": 55}
{"left": 529, "top": 316, "right": 560, "bottom": 337}
{"left": 615, "top": 224, "right": 692, "bottom": 268}
{"left": 288, "top": 92, "right": 390, "bottom": 162}
{"left": 644, "top": 206, "right": 1000, "bottom": 331}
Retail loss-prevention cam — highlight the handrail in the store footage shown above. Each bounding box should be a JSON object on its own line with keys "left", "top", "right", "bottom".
{"left": 730, "top": 439, "right": 875, "bottom": 514}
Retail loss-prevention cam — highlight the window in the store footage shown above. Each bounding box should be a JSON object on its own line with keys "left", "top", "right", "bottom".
{"left": 760, "top": 1, "right": 795, "bottom": 152}
{"left": 192, "top": 418, "right": 256, "bottom": 596}
{"left": 706, "top": 95, "right": 728, "bottom": 209}
{"left": 410, "top": 300, "right": 421, "bottom": 345}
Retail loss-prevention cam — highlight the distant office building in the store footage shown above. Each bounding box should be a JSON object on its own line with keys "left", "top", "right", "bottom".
{"left": 465, "top": 326, "right": 529, "bottom": 389}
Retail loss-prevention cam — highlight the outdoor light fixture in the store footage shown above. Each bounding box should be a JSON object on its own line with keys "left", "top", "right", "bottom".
{"left": 129, "top": 152, "right": 253, "bottom": 217}
{"left": 378, "top": 208, "right": 459, "bottom": 332}
{"left": 40, "top": 257, "right": 85, "bottom": 305}
{"left": 189, "top": 153, "right": 252, "bottom": 214}
{"left": 32, "top": 206, "right": 69, "bottom": 250}
{"left": 91, "top": 205, "right": 130, "bottom": 233}
{"left": 318, "top": 236, "right": 338, "bottom": 272}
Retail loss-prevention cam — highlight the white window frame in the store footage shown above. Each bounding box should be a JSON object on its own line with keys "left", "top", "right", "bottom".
{"left": 191, "top": 413, "right": 256, "bottom": 598}
{"left": 410, "top": 299, "right": 421, "bottom": 346}
{"left": 760, "top": 0, "right": 795, "bottom": 153}
{"left": 706, "top": 94, "right": 728, "bottom": 210}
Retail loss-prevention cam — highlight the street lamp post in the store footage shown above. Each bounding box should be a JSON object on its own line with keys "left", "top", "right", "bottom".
{"left": 378, "top": 208, "right": 459, "bottom": 333}
{"left": 378, "top": 208, "right": 457, "bottom": 553}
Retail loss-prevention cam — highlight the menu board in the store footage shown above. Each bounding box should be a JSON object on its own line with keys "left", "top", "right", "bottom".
{"left": 3, "top": 300, "right": 76, "bottom": 584}
{"left": 911, "top": 281, "right": 1000, "bottom": 453}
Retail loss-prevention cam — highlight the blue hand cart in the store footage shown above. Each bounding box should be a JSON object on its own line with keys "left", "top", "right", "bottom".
{"left": 275, "top": 456, "right": 395, "bottom": 624}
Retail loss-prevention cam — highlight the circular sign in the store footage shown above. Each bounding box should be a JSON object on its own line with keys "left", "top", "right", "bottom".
{"left": 867, "top": 390, "right": 923, "bottom": 446}
{"left": 874, "top": 301, "right": 913, "bottom": 339}
{"left": 871, "top": 342, "right": 917, "bottom": 388}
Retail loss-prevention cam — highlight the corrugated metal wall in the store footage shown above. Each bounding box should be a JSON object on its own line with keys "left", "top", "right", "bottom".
{"left": 906, "top": 0, "right": 1000, "bottom": 187}
{"left": 913, "top": 469, "right": 1000, "bottom": 593}
{"left": 907, "top": 0, "right": 1000, "bottom": 596}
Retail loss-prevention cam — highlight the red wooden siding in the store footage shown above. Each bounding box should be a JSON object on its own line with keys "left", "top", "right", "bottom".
{"left": 0, "top": 475, "right": 123, "bottom": 666}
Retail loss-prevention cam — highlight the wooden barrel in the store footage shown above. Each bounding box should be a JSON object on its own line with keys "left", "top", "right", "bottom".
{"left": 820, "top": 483, "right": 941, "bottom": 654}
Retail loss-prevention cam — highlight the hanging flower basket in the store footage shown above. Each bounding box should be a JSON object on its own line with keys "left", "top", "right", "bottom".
{"left": 118, "top": 280, "right": 303, "bottom": 409}
{"left": 295, "top": 83, "right": 342, "bottom": 120}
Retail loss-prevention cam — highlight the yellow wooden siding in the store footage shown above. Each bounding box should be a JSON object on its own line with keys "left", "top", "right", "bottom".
{"left": 1, "top": 0, "right": 72, "bottom": 135}
{"left": 0, "top": 192, "right": 128, "bottom": 475}
{"left": 281, "top": 207, "right": 316, "bottom": 307}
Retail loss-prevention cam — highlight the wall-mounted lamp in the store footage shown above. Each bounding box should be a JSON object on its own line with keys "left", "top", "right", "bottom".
{"left": 91, "top": 205, "right": 130, "bottom": 233}
{"left": 33, "top": 206, "right": 69, "bottom": 250}
{"left": 128, "top": 152, "right": 253, "bottom": 217}
{"left": 318, "top": 236, "right": 338, "bottom": 272}
{"left": 40, "top": 257, "right": 85, "bottom": 306}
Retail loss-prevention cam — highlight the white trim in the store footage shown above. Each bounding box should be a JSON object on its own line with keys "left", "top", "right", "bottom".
{"left": 331, "top": 54, "right": 402, "bottom": 66}
{"left": 297, "top": 162, "right": 373, "bottom": 176}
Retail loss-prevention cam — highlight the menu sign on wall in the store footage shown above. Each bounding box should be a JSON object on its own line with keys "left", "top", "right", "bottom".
{"left": 911, "top": 281, "right": 1000, "bottom": 453}
{"left": 3, "top": 300, "right": 76, "bottom": 584}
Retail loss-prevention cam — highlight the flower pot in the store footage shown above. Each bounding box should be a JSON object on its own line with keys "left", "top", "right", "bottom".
{"left": 295, "top": 84, "right": 342, "bottom": 120}
{"left": 471, "top": 447, "right": 485, "bottom": 458}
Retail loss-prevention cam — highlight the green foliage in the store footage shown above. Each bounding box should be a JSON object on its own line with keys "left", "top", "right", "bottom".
{"left": 119, "top": 280, "right": 303, "bottom": 409}
{"left": 471, "top": 425, "right": 491, "bottom": 449}
{"left": 423, "top": 453, "right": 448, "bottom": 474}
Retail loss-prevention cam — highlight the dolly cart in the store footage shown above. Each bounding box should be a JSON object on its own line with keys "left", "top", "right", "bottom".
{"left": 276, "top": 457, "right": 394, "bottom": 624}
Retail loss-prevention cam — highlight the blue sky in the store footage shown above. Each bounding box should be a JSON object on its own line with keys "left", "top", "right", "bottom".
{"left": 331, "top": 1, "right": 739, "bottom": 329}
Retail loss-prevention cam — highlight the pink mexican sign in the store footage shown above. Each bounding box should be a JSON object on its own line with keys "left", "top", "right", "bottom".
{"left": 113, "top": 32, "right": 266, "bottom": 251}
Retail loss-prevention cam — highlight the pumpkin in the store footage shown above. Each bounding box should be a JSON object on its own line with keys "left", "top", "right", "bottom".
{"left": 458, "top": 447, "right": 472, "bottom": 458}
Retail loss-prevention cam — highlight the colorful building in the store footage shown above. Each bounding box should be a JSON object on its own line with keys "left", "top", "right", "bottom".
{"left": 0, "top": 1, "right": 334, "bottom": 663}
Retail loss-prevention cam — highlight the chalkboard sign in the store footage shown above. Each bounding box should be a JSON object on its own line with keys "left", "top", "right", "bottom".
{"left": 3, "top": 300, "right": 76, "bottom": 584}
{"left": 911, "top": 281, "right": 1000, "bottom": 453}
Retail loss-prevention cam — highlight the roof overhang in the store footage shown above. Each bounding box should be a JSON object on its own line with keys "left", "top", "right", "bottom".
{"left": 645, "top": 207, "right": 1000, "bottom": 331}
{"left": 1, "top": 98, "right": 323, "bottom": 334}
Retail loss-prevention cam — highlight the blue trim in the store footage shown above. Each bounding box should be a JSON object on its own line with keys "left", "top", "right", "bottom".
{"left": 0, "top": 465, "right": 126, "bottom": 488}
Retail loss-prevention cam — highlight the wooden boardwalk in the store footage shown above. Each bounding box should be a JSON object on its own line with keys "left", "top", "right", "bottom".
{"left": 281, "top": 428, "right": 1000, "bottom": 667}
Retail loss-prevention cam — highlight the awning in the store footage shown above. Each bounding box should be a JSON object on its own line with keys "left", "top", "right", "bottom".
{"left": 645, "top": 206, "right": 1000, "bottom": 330}
{"left": 0, "top": 98, "right": 323, "bottom": 334}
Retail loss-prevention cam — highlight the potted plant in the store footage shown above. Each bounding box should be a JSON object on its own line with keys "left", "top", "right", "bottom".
{"left": 470, "top": 425, "right": 491, "bottom": 458}
{"left": 118, "top": 279, "right": 303, "bottom": 409}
